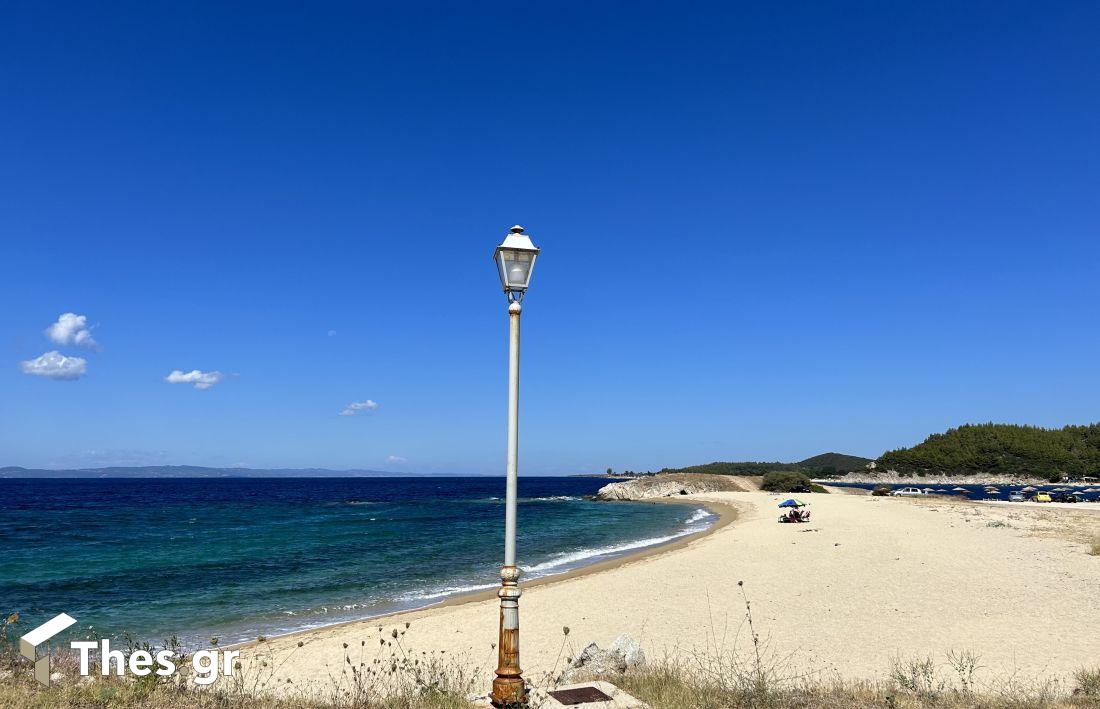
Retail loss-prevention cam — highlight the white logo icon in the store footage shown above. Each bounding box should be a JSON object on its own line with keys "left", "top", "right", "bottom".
{"left": 19, "top": 612, "right": 78, "bottom": 686}
{"left": 18, "top": 611, "right": 239, "bottom": 687}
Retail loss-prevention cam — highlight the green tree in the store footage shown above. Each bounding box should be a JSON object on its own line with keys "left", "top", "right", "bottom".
{"left": 761, "top": 471, "right": 812, "bottom": 493}
{"left": 877, "top": 423, "right": 1100, "bottom": 478}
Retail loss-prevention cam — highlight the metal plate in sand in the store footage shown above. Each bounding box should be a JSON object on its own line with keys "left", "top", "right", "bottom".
{"left": 547, "top": 685, "right": 614, "bottom": 705}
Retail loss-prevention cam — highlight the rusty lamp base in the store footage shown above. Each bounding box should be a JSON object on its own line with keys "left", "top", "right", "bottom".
{"left": 491, "top": 676, "right": 527, "bottom": 707}
{"left": 491, "top": 565, "right": 526, "bottom": 707}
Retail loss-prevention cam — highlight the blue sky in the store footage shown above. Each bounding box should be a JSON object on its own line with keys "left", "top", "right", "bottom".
{"left": 2, "top": 2, "right": 1098, "bottom": 474}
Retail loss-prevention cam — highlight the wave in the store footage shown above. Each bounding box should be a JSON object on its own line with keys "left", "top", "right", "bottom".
{"left": 397, "top": 507, "right": 713, "bottom": 602}
{"left": 475, "top": 495, "right": 582, "bottom": 503}
{"left": 399, "top": 582, "right": 498, "bottom": 601}
{"left": 520, "top": 506, "right": 713, "bottom": 575}
{"left": 685, "top": 508, "right": 713, "bottom": 525}
{"left": 520, "top": 534, "right": 680, "bottom": 573}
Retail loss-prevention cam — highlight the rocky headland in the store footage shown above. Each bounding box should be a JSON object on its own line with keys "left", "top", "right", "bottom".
{"left": 595, "top": 472, "right": 759, "bottom": 500}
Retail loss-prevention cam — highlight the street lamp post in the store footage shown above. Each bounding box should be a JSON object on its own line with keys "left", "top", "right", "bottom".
{"left": 490, "top": 225, "right": 539, "bottom": 707}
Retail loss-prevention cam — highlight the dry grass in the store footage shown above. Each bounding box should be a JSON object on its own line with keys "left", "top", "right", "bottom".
{"left": 1088, "top": 536, "right": 1100, "bottom": 556}
{"left": 551, "top": 585, "right": 1100, "bottom": 709}
{"left": 0, "top": 614, "right": 472, "bottom": 709}
{"left": 613, "top": 638, "right": 1100, "bottom": 708}
{"left": 614, "top": 661, "right": 1100, "bottom": 708}
{"left": 4, "top": 647, "right": 1100, "bottom": 708}
{"left": 0, "top": 655, "right": 471, "bottom": 709}
{"left": 4, "top": 600, "right": 1099, "bottom": 709}
{"left": 1075, "top": 668, "right": 1100, "bottom": 698}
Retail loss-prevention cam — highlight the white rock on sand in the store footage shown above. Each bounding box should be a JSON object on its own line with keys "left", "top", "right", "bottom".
{"left": 557, "top": 634, "right": 646, "bottom": 684}
{"left": 236, "top": 492, "right": 1100, "bottom": 698}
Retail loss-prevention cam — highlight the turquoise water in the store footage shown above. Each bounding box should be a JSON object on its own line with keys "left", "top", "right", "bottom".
{"left": 0, "top": 477, "right": 712, "bottom": 648}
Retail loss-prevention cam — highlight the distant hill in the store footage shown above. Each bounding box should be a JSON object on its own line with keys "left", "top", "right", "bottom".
{"left": 877, "top": 423, "right": 1100, "bottom": 479}
{"left": 0, "top": 465, "right": 474, "bottom": 479}
{"left": 656, "top": 461, "right": 800, "bottom": 476}
{"left": 658, "top": 452, "right": 871, "bottom": 478}
{"left": 797, "top": 452, "right": 874, "bottom": 472}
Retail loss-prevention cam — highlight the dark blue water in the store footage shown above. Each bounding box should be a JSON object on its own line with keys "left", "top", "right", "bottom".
{"left": 827, "top": 481, "right": 1100, "bottom": 501}
{"left": 0, "top": 477, "right": 712, "bottom": 648}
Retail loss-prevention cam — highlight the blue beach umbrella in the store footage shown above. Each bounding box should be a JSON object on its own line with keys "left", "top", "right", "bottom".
{"left": 778, "top": 499, "right": 807, "bottom": 508}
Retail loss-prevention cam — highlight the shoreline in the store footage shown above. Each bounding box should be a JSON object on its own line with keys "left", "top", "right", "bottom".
{"left": 236, "top": 491, "right": 1099, "bottom": 695}
{"left": 228, "top": 496, "right": 741, "bottom": 651}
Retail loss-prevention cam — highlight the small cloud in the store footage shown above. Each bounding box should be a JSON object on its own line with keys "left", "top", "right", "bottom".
{"left": 327, "top": 330, "right": 337, "bottom": 337}
{"left": 340, "top": 400, "right": 379, "bottom": 416}
{"left": 165, "top": 369, "right": 224, "bottom": 390}
{"left": 386, "top": 455, "right": 407, "bottom": 464}
{"left": 20, "top": 351, "right": 87, "bottom": 380}
{"left": 46, "top": 313, "right": 98, "bottom": 349}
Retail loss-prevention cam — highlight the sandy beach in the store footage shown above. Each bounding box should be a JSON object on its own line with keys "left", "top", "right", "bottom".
{"left": 238, "top": 492, "right": 1100, "bottom": 697}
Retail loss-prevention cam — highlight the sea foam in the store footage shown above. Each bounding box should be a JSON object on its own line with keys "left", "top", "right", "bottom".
{"left": 521, "top": 507, "right": 713, "bottom": 574}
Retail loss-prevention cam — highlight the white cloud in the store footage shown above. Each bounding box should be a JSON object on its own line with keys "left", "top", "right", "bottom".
{"left": 46, "top": 313, "right": 98, "bottom": 349}
{"left": 340, "top": 400, "right": 379, "bottom": 416}
{"left": 386, "top": 455, "right": 407, "bottom": 464}
{"left": 20, "top": 351, "right": 87, "bottom": 380}
{"left": 165, "top": 369, "right": 224, "bottom": 390}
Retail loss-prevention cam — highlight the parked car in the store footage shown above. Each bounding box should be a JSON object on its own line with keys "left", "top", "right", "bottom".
{"left": 1050, "top": 491, "right": 1083, "bottom": 503}
{"left": 891, "top": 487, "right": 926, "bottom": 497}
{"left": 1031, "top": 492, "right": 1052, "bottom": 503}
{"left": 1008, "top": 492, "right": 1025, "bottom": 502}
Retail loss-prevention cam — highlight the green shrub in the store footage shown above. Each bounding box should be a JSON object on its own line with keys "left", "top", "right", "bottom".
{"left": 761, "top": 471, "right": 811, "bottom": 493}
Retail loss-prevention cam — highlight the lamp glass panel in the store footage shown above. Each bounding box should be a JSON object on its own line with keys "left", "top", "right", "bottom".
{"left": 499, "top": 249, "right": 535, "bottom": 289}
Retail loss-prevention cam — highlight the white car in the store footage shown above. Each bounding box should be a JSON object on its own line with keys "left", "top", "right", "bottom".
{"left": 890, "top": 487, "right": 926, "bottom": 497}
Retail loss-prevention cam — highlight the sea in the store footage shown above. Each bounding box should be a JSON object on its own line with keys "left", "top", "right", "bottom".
{"left": 0, "top": 477, "right": 713, "bottom": 649}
